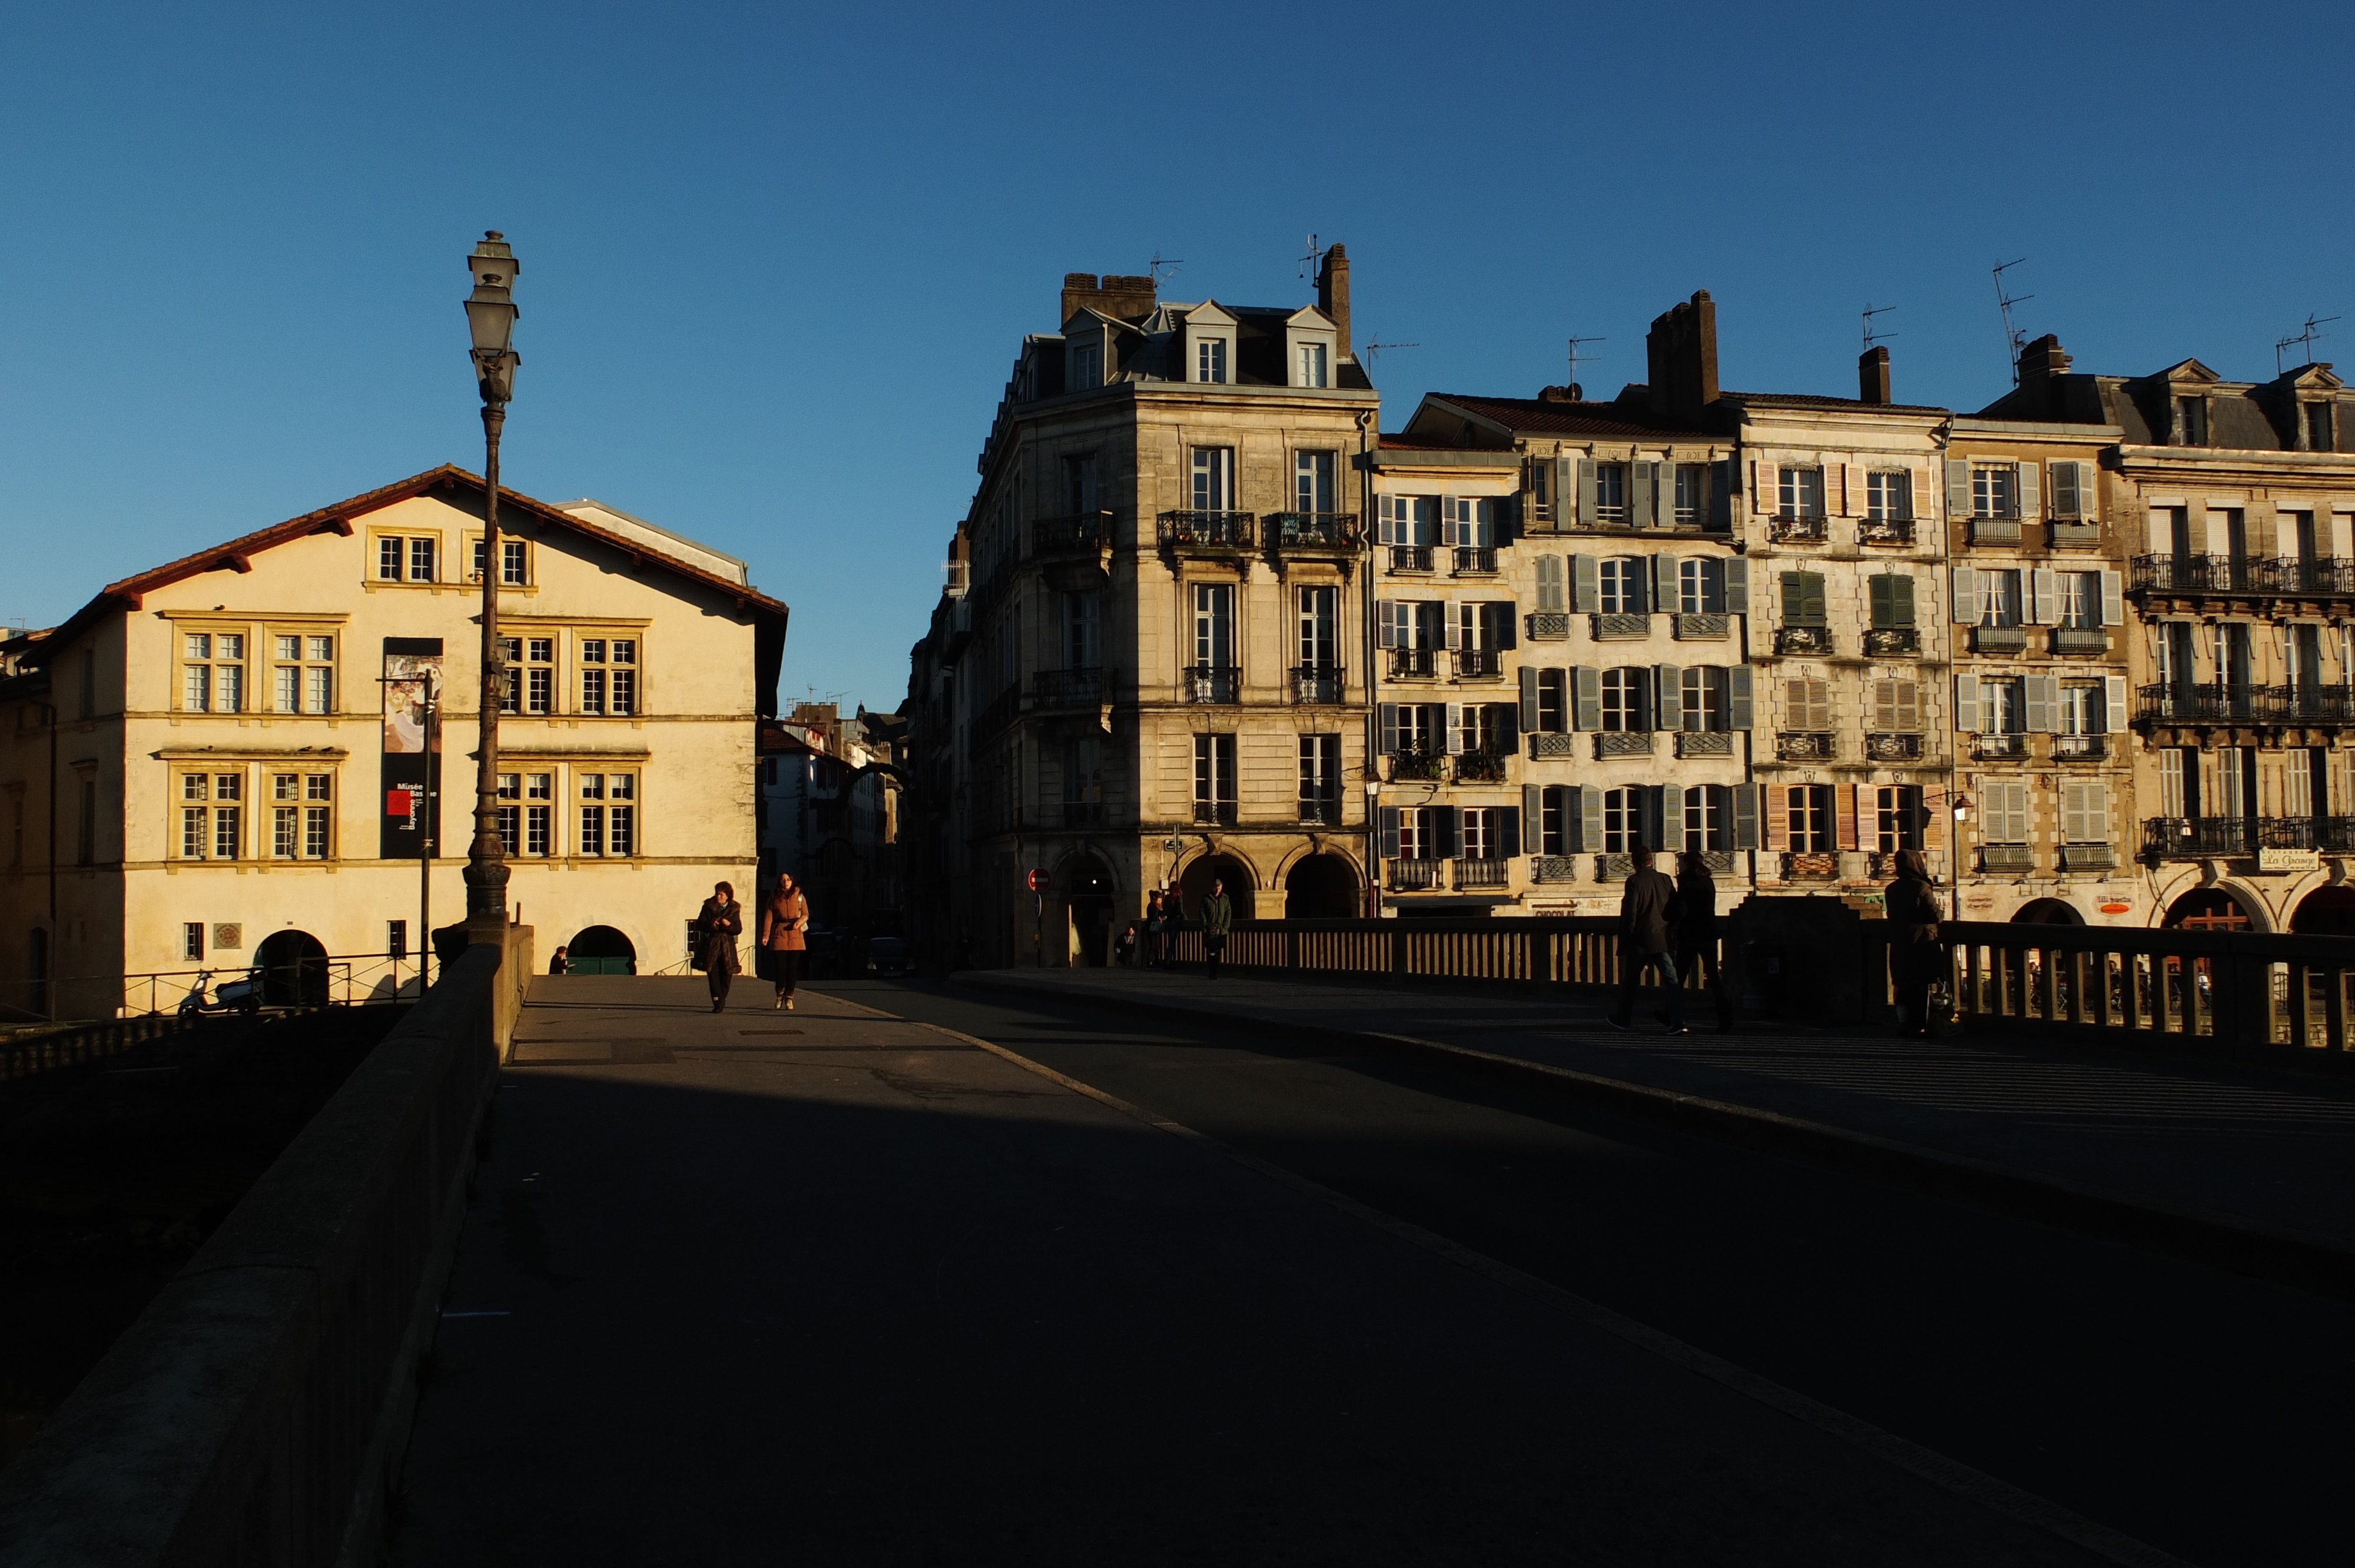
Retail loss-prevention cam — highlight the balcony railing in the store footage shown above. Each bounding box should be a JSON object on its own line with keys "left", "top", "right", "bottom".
{"left": 1183, "top": 665, "right": 1240, "bottom": 703}
{"left": 1981, "top": 843, "right": 2035, "bottom": 873}
{"left": 2049, "top": 627, "right": 2109, "bottom": 655}
{"left": 1388, "top": 858, "right": 1444, "bottom": 892}
{"left": 1265, "top": 511, "right": 1362, "bottom": 551}
{"left": 1597, "top": 731, "right": 1656, "bottom": 757}
{"left": 1969, "top": 516, "right": 2023, "bottom": 546}
{"left": 1031, "top": 510, "right": 1116, "bottom": 554}
{"left": 2058, "top": 843, "right": 2118, "bottom": 871}
{"left": 1865, "top": 732, "right": 1923, "bottom": 760}
{"left": 1776, "top": 731, "right": 1835, "bottom": 760}
{"left": 1452, "top": 546, "right": 1498, "bottom": 575}
{"left": 1774, "top": 626, "right": 1833, "bottom": 655}
{"left": 1526, "top": 612, "right": 1571, "bottom": 641}
{"left": 1455, "top": 750, "right": 1508, "bottom": 783}
{"left": 2136, "top": 683, "right": 2355, "bottom": 724}
{"left": 1593, "top": 613, "right": 1651, "bottom": 640}
{"left": 1454, "top": 648, "right": 1502, "bottom": 678}
{"left": 1858, "top": 516, "right": 1916, "bottom": 546}
{"left": 1453, "top": 858, "right": 1508, "bottom": 888}
{"left": 1298, "top": 795, "right": 1342, "bottom": 827}
{"left": 1784, "top": 852, "right": 1839, "bottom": 880}
{"left": 1529, "top": 732, "right": 1577, "bottom": 759}
{"left": 2131, "top": 554, "right": 2355, "bottom": 596}
{"left": 1769, "top": 515, "right": 1828, "bottom": 544}
{"left": 1192, "top": 800, "right": 1239, "bottom": 826}
{"left": 1672, "top": 613, "right": 1730, "bottom": 640}
{"left": 2144, "top": 816, "right": 2355, "bottom": 856}
{"left": 1389, "top": 748, "right": 1447, "bottom": 782}
{"left": 1388, "top": 647, "right": 1437, "bottom": 679}
{"left": 1863, "top": 627, "right": 1921, "bottom": 657}
{"left": 1388, "top": 545, "right": 1435, "bottom": 573}
{"left": 1291, "top": 665, "right": 1346, "bottom": 704}
{"left": 1530, "top": 855, "right": 1578, "bottom": 883}
{"left": 1675, "top": 730, "right": 1734, "bottom": 757}
{"left": 2052, "top": 734, "right": 2108, "bottom": 761}
{"left": 2050, "top": 521, "right": 2102, "bottom": 548}
{"left": 1972, "top": 732, "right": 2029, "bottom": 759}
{"left": 1157, "top": 511, "right": 1255, "bottom": 549}
{"left": 1031, "top": 666, "right": 1104, "bottom": 708}
{"left": 1972, "top": 624, "right": 2029, "bottom": 654}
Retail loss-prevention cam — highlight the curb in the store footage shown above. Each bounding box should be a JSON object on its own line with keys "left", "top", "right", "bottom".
{"left": 957, "top": 970, "right": 2355, "bottom": 1303}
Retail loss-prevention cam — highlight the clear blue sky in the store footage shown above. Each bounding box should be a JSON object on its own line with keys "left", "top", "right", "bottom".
{"left": 4, "top": 1, "right": 2348, "bottom": 712}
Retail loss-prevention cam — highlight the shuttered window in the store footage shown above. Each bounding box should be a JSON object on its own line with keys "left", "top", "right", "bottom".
{"left": 1780, "top": 571, "right": 1827, "bottom": 627}
{"left": 1777, "top": 467, "right": 1825, "bottom": 520}
{"left": 1785, "top": 678, "right": 1832, "bottom": 732}
{"left": 2059, "top": 783, "right": 2109, "bottom": 844}
{"left": 1984, "top": 780, "right": 2031, "bottom": 843}
{"left": 1870, "top": 680, "right": 1919, "bottom": 732}
{"left": 1535, "top": 555, "right": 1566, "bottom": 613}
{"left": 1868, "top": 574, "right": 1915, "bottom": 629}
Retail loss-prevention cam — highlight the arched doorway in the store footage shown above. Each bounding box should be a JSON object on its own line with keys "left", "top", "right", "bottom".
{"left": 1178, "top": 854, "right": 1255, "bottom": 922}
{"left": 2165, "top": 889, "right": 2254, "bottom": 932}
{"left": 568, "top": 925, "right": 638, "bottom": 975}
{"left": 1285, "top": 853, "right": 1359, "bottom": 918}
{"left": 2011, "top": 898, "right": 2084, "bottom": 925}
{"left": 1061, "top": 855, "right": 1115, "bottom": 966}
{"left": 2291, "top": 886, "right": 2355, "bottom": 936}
{"left": 254, "top": 929, "right": 329, "bottom": 1007}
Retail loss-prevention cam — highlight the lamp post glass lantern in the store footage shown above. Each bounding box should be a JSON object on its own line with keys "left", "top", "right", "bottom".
{"left": 463, "top": 231, "right": 520, "bottom": 928}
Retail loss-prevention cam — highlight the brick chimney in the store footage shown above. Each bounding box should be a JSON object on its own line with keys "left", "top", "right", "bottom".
{"left": 1316, "top": 242, "right": 1352, "bottom": 360}
{"left": 1059, "top": 271, "right": 1157, "bottom": 324}
{"left": 1859, "top": 346, "right": 1891, "bottom": 405}
{"left": 1645, "top": 291, "right": 1719, "bottom": 424}
{"left": 2016, "top": 334, "right": 2071, "bottom": 382}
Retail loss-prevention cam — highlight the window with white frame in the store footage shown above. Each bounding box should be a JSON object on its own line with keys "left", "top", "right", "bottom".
{"left": 1594, "top": 464, "right": 1630, "bottom": 524}
{"left": 1460, "top": 807, "right": 1502, "bottom": 860}
{"left": 1296, "top": 586, "right": 1338, "bottom": 669}
{"left": 271, "top": 634, "right": 335, "bottom": 715}
{"left": 580, "top": 639, "right": 609, "bottom": 714}
{"left": 1296, "top": 341, "right": 1329, "bottom": 388}
{"left": 1874, "top": 785, "right": 1925, "bottom": 852}
{"left": 1600, "top": 667, "right": 1649, "bottom": 731}
{"left": 1674, "top": 464, "right": 1708, "bottom": 526}
{"left": 1457, "top": 703, "right": 1512, "bottom": 756}
{"left": 505, "top": 636, "right": 553, "bottom": 714}
{"left": 1979, "top": 677, "right": 2025, "bottom": 733}
{"left": 268, "top": 772, "right": 333, "bottom": 859}
{"left": 1378, "top": 493, "right": 1436, "bottom": 546}
{"left": 1979, "top": 569, "right": 2023, "bottom": 626}
{"left": 178, "top": 771, "right": 243, "bottom": 859}
{"left": 1598, "top": 556, "right": 1645, "bottom": 613}
{"left": 1192, "top": 733, "right": 1238, "bottom": 822}
{"left": 1867, "top": 470, "right": 1913, "bottom": 521}
{"left": 2059, "top": 681, "right": 2105, "bottom": 735}
{"left": 2058, "top": 572, "right": 2101, "bottom": 629}
{"left": 1298, "top": 734, "right": 1341, "bottom": 823}
{"left": 1777, "top": 466, "right": 1825, "bottom": 519}
{"left": 1062, "top": 591, "right": 1101, "bottom": 669}
{"left": 1972, "top": 465, "right": 2015, "bottom": 519}
{"left": 1193, "top": 583, "right": 1235, "bottom": 670}
{"left": 1190, "top": 447, "right": 1235, "bottom": 511}
{"left": 1196, "top": 337, "right": 1228, "bottom": 384}
{"left": 578, "top": 772, "right": 636, "bottom": 856}
{"left": 1072, "top": 342, "right": 1102, "bottom": 389}
{"left": 1681, "top": 667, "right": 1725, "bottom": 730}
{"left": 181, "top": 632, "right": 246, "bottom": 713}
{"left": 1396, "top": 805, "right": 1436, "bottom": 860}
{"left": 472, "top": 537, "right": 530, "bottom": 586}
{"left": 1295, "top": 450, "right": 1338, "bottom": 513}
{"left": 1677, "top": 557, "right": 1723, "bottom": 614}
{"left": 1528, "top": 459, "right": 1554, "bottom": 522}
{"left": 1788, "top": 784, "right": 1835, "bottom": 852}
{"left": 1683, "top": 783, "right": 1732, "bottom": 851}
{"left": 1602, "top": 786, "right": 1643, "bottom": 852}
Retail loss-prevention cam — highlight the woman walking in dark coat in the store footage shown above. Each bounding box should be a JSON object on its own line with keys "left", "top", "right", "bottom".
{"left": 694, "top": 881, "right": 744, "bottom": 1014}
{"left": 1885, "top": 849, "right": 1945, "bottom": 1036}
{"left": 759, "top": 873, "right": 811, "bottom": 1011}
{"left": 1676, "top": 851, "right": 1735, "bottom": 1033}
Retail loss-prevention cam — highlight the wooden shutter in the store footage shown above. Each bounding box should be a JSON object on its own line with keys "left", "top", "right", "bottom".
{"left": 2029, "top": 567, "right": 2060, "bottom": 624}
{"left": 1945, "top": 459, "right": 1973, "bottom": 517}
{"left": 1490, "top": 601, "right": 1517, "bottom": 650}
{"left": 1573, "top": 666, "right": 1602, "bottom": 730}
{"left": 1780, "top": 572, "right": 1805, "bottom": 626}
{"left": 2098, "top": 570, "right": 2123, "bottom": 627}
{"left": 1375, "top": 599, "right": 1398, "bottom": 648}
{"left": 1723, "top": 557, "right": 1750, "bottom": 616}
{"left": 1631, "top": 461, "right": 1658, "bottom": 528}
{"left": 1637, "top": 788, "right": 1662, "bottom": 852}
{"left": 1536, "top": 555, "right": 1565, "bottom": 613}
{"left": 1919, "top": 788, "right": 1946, "bottom": 848}
{"left": 1801, "top": 573, "right": 1827, "bottom": 626}
{"left": 1870, "top": 679, "right": 1896, "bottom": 731}
{"left": 1654, "top": 665, "right": 1683, "bottom": 732}
{"left": 1570, "top": 554, "right": 1600, "bottom": 613}
{"left": 1895, "top": 680, "right": 1920, "bottom": 730}
{"left": 1443, "top": 701, "right": 1466, "bottom": 753}
{"left": 1954, "top": 673, "right": 1981, "bottom": 733}
{"left": 1652, "top": 554, "right": 1679, "bottom": 613}
{"left": 1378, "top": 702, "right": 1401, "bottom": 753}
{"left": 2024, "top": 673, "right": 2058, "bottom": 732}
{"left": 1763, "top": 786, "right": 1790, "bottom": 851}
{"left": 1732, "top": 783, "right": 1761, "bottom": 850}
{"left": 1726, "top": 665, "right": 1754, "bottom": 729}
{"left": 2017, "top": 460, "right": 2041, "bottom": 519}
{"left": 1519, "top": 666, "right": 1540, "bottom": 732}
{"left": 1439, "top": 497, "right": 1460, "bottom": 548}
{"left": 2085, "top": 782, "right": 2109, "bottom": 841}
{"left": 1835, "top": 784, "right": 1860, "bottom": 851}
{"left": 2104, "top": 673, "right": 2129, "bottom": 733}
{"left": 1658, "top": 784, "right": 1684, "bottom": 853}
{"left": 1435, "top": 806, "right": 1460, "bottom": 859}
{"left": 1576, "top": 459, "right": 1598, "bottom": 526}
{"left": 1578, "top": 785, "right": 1604, "bottom": 853}
{"left": 1499, "top": 805, "right": 1521, "bottom": 858}
{"left": 2052, "top": 460, "right": 2081, "bottom": 519}
{"left": 1523, "top": 784, "right": 1543, "bottom": 839}
{"left": 1495, "top": 696, "right": 1520, "bottom": 743}
{"left": 1554, "top": 456, "right": 1575, "bottom": 526}
{"left": 1889, "top": 574, "right": 1916, "bottom": 627}
{"left": 1952, "top": 567, "right": 1981, "bottom": 623}
{"left": 2061, "top": 783, "right": 2088, "bottom": 843}
{"left": 1442, "top": 603, "right": 1464, "bottom": 650}
{"left": 1379, "top": 806, "right": 1401, "bottom": 860}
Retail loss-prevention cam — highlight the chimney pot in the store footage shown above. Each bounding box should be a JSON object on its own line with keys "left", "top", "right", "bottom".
{"left": 1316, "top": 242, "right": 1352, "bottom": 361}
{"left": 1859, "top": 346, "right": 1891, "bottom": 405}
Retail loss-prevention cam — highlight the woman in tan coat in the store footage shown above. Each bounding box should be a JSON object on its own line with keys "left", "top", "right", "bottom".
{"left": 759, "top": 873, "right": 811, "bottom": 1011}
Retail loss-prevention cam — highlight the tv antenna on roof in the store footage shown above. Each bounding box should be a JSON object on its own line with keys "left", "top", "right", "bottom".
{"left": 2276, "top": 313, "right": 2340, "bottom": 375}
{"left": 1149, "top": 251, "right": 1184, "bottom": 285}
{"left": 1567, "top": 335, "right": 1606, "bottom": 400}
{"left": 1992, "top": 259, "right": 2032, "bottom": 383}
{"left": 1361, "top": 336, "right": 1419, "bottom": 371}
{"left": 1298, "top": 232, "right": 1326, "bottom": 281}
{"left": 1862, "top": 302, "right": 1898, "bottom": 354}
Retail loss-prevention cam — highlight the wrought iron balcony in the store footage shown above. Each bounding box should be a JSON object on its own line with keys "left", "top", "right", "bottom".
{"left": 1968, "top": 516, "right": 2022, "bottom": 545}
{"left": 1388, "top": 858, "right": 1444, "bottom": 892}
{"left": 1594, "top": 852, "right": 1636, "bottom": 881}
{"left": 1183, "top": 665, "right": 1240, "bottom": 703}
{"left": 1192, "top": 800, "right": 1238, "bottom": 826}
{"left": 1673, "top": 613, "right": 1730, "bottom": 640}
{"left": 1525, "top": 612, "right": 1571, "bottom": 641}
{"left": 1031, "top": 510, "right": 1116, "bottom": 555}
{"left": 1981, "top": 843, "right": 2035, "bottom": 873}
{"left": 2049, "top": 627, "right": 2109, "bottom": 655}
{"left": 1593, "top": 613, "right": 1651, "bottom": 640}
{"left": 1774, "top": 626, "right": 1833, "bottom": 655}
{"left": 1776, "top": 731, "right": 1835, "bottom": 760}
{"left": 1031, "top": 666, "right": 1104, "bottom": 708}
{"left": 1675, "top": 730, "right": 1734, "bottom": 757}
{"left": 1157, "top": 511, "right": 1255, "bottom": 549}
{"left": 1769, "top": 514, "right": 1828, "bottom": 544}
{"left": 2141, "top": 817, "right": 2256, "bottom": 857}
{"left": 2050, "top": 521, "right": 2102, "bottom": 548}
{"left": 2058, "top": 843, "right": 2118, "bottom": 871}
{"left": 1972, "top": 732, "right": 2028, "bottom": 759}
{"left": 1783, "top": 852, "right": 1838, "bottom": 880}
{"left": 2135, "top": 682, "right": 2355, "bottom": 724}
{"left": 1858, "top": 516, "right": 1916, "bottom": 546}
{"left": 2130, "top": 553, "right": 2355, "bottom": 596}
{"left": 1865, "top": 732, "right": 1923, "bottom": 760}
{"left": 1529, "top": 732, "right": 1577, "bottom": 759}
{"left": 1971, "top": 624, "right": 2029, "bottom": 654}
{"left": 1597, "top": 731, "right": 1656, "bottom": 757}
{"left": 1389, "top": 748, "right": 1447, "bottom": 782}
{"left": 1863, "top": 627, "right": 1920, "bottom": 657}
{"left": 1455, "top": 750, "right": 1508, "bottom": 782}
{"left": 1452, "top": 858, "right": 1508, "bottom": 888}
{"left": 2052, "top": 733, "right": 2107, "bottom": 761}
{"left": 1454, "top": 648, "right": 1502, "bottom": 678}
{"left": 1264, "top": 511, "right": 1362, "bottom": 552}
{"left": 1388, "top": 545, "right": 1435, "bottom": 573}
{"left": 1388, "top": 647, "right": 1437, "bottom": 679}
{"left": 1530, "top": 855, "right": 1578, "bottom": 883}
{"left": 1452, "top": 546, "right": 1498, "bottom": 575}
{"left": 1290, "top": 665, "right": 1346, "bottom": 704}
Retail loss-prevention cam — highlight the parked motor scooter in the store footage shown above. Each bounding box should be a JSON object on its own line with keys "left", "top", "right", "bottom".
{"left": 179, "top": 968, "right": 261, "bottom": 1018}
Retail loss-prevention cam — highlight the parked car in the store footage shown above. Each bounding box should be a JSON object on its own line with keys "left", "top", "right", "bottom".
{"left": 865, "top": 936, "right": 910, "bottom": 978}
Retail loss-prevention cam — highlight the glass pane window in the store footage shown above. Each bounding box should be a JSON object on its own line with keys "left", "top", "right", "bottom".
{"left": 2059, "top": 572, "right": 2099, "bottom": 629}
{"left": 408, "top": 537, "right": 437, "bottom": 582}
{"left": 1602, "top": 787, "right": 1641, "bottom": 852}
{"left": 1193, "top": 584, "right": 1235, "bottom": 668}
{"left": 610, "top": 640, "right": 638, "bottom": 716}
{"left": 1981, "top": 570, "right": 2022, "bottom": 627}
{"left": 1196, "top": 337, "right": 1228, "bottom": 384}
{"left": 1600, "top": 667, "right": 1648, "bottom": 731}
{"left": 1190, "top": 447, "right": 1235, "bottom": 511}
{"left": 609, "top": 773, "right": 635, "bottom": 856}
{"left": 1867, "top": 470, "right": 1912, "bottom": 521}
{"left": 579, "top": 639, "right": 607, "bottom": 715}
{"left": 1982, "top": 678, "right": 2024, "bottom": 733}
{"left": 1681, "top": 667, "right": 1723, "bottom": 731}
{"left": 1377, "top": 494, "right": 1436, "bottom": 546}
{"left": 1296, "top": 586, "right": 1337, "bottom": 667}
{"left": 1295, "top": 451, "right": 1337, "bottom": 513}
{"left": 1789, "top": 785, "right": 1833, "bottom": 852}
{"left": 1594, "top": 464, "right": 1629, "bottom": 524}
{"left": 503, "top": 539, "right": 528, "bottom": 585}
{"left": 1778, "top": 467, "right": 1825, "bottom": 519}
{"left": 184, "top": 663, "right": 211, "bottom": 712}
{"left": 1678, "top": 557, "right": 1722, "bottom": 614}
{"left": 1297, "top": 341, "right": 1328, "bottom": 388}
{"left": 1599, "top": 557, "right": 1644, "bottom": 613}
{"left": 377, "top": 538, "right": 403, "bottom": 580}
{"left": 2060, "top": 682, "right": 2104, "bottom": 735}
{"left": 1972, "top": 466, "right": 2014, "bottom": 519}
{"left": 1683, "top": 784, "right": 1729, "bottom": 851}
{"left": 1673, "top": 464, "right": 1707, "bottom": 527}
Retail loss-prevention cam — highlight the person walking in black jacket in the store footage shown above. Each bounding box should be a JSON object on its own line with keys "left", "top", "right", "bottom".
{"left": 1608, "top": 847, "right": 1688, "bottom": 1034}
{"left": 1885, "top": 849, "right": 1945, "bottom": 1035}
{"left": 1674, "top": 851, "right": 1735, "bottom": 1032}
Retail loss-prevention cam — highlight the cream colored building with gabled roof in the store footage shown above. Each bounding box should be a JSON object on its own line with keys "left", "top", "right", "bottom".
{"left": 0, "top": 466, "right": 787, "bottom": 1021}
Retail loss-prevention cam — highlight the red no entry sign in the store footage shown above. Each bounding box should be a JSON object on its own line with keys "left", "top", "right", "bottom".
{"left": 1027, "top": 869, "right": 1051, "bottom": 892}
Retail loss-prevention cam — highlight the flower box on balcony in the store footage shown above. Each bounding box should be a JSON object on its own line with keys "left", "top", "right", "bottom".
{"left": 1774, "top": 626, "right": 1833, "bottom": 655}
{"left": 1863, "top": 627, "right": 1920, "bottom": 657}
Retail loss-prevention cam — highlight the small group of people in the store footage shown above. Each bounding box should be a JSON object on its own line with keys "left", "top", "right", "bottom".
{"left": 1115, "top": 881, "right": 1234, "bottom": 978}
{"left": 1610, "top": 846, "right": 1945, "bottom": 1036}
{"left": 692, "top": 874, "right": 811, "bottom": 1013}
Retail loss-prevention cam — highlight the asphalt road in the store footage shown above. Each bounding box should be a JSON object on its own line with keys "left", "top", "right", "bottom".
{"left": 845, "top": 976, "right": 2355, "bottom": 1568}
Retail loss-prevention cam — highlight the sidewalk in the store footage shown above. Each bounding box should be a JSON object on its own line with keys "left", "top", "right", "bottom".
{"left": 961, "top": 966, "right": 2355, "bottom": 1268}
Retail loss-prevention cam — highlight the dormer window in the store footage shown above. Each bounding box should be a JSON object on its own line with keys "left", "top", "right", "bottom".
{"left": 2175, "top": 395, "right": 2208, "bottom": 445}
{"left": 1297, "top": 342, "right": 1328, "bottom": 388}
{"left": 1071, "top": 341, "right": 1102, "bottom": 390}
{"left": 2307, "top": 401, "right": 2336, "bottom": 452}
{"left": 1196, "top": 338, "right": 1228, "bottom": 384}
{"left": 1282, "top": 307, "right": 1339, "bottom": 390}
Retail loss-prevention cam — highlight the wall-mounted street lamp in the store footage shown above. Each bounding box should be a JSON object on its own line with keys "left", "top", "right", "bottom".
{"left": 462, "top": 231, "right": 520, "bottom": 929}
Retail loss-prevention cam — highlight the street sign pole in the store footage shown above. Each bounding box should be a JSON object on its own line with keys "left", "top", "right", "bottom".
{"left": 1027, "top": 868, "right": 1051, "bottom": 968}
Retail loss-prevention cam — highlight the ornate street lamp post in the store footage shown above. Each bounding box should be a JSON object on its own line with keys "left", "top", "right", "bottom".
{"left": 463, "top": 232, "right": 520, "bottom": 929}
